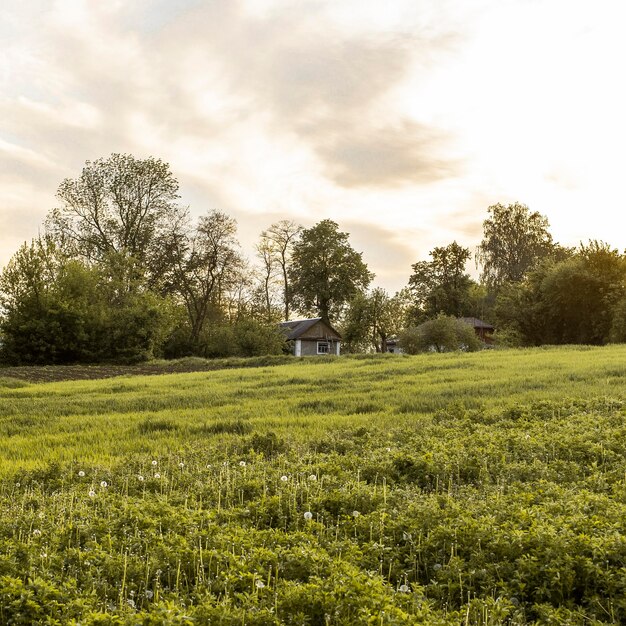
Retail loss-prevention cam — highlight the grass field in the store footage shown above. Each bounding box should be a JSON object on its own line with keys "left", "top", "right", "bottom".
{"left": 1, "top": 346, "right": 625, "bottom": 624}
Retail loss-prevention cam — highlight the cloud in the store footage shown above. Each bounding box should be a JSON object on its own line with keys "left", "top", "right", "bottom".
{"left": 156, "top": 0, "right": 463, "bottom": 188}
{"left": 314, "top": 120, "right": 461, "bottom": 187}
{"left": 0, "top": 0, "right": 467, "bottom": 285}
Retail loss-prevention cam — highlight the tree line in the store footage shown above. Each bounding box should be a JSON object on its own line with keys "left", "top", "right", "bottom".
{"left": 1, "top": 154, "right": 625, "bottom": 364}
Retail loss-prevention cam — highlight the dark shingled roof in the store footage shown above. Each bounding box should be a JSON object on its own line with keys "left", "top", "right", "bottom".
{"left": 459, "top": 317, "right": 495, "bottom": 330}
{"left": 278, "top": 318, "right": 323, "bottom": 340}
{"left": 278, "top": 318, "right": 342, "bottom": 341}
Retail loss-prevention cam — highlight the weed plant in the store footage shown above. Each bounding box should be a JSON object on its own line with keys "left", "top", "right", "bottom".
{"left": 0, "top": 346, "right": 626, "bottom": 624}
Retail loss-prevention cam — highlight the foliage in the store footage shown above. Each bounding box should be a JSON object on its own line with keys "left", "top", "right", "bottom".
{"left": 407, "top": 242, "right": 476, "bottom": 322}
{"left": 476, "top": 202, "right": 558, "bottom": 290}
{"left": 0, "top": 239, "right": 174, "bottom": 364}
{"left": 1, "top": 347, "right": 626, "bottom": 623}
{"left": 342, "top": 288, "right": 407, "bottom": 352}
{"left": 289, "top": 220, "right": 373, "bottom": 322}
{"left": 494, "top": 242, "right": 626, "bottom": 346}
{"left": 46, "top": 153, "right": 187, "bottom": 285}
{"left": 399, "top": 314, "right": 482, "bottom": 353}
{"left": 162, "top": 210, "right": 243, "bottom": 345}
{"left": 168, "top": 319, "right": 286, "bottom": 359}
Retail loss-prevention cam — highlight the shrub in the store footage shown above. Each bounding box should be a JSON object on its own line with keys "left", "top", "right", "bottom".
{"left": 399, "top": 314, "right": 482, "bottom": 353}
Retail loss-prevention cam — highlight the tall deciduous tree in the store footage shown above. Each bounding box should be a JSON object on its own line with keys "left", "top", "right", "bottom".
{"left": 164, "top": 210, "right": 242, "bottom": 344}
{"left": 343, "top": 288, "right": 407, "bottom": 353}
{"left": 46, "top": 153, "right": 187, "bottom": 285}
{"left": 258, "top": 220, "right": 302, "bottom": 321}
{"left": 289, "top": 220, "right": 372, "bottom": 323}
{"left": 476, "top": 202, "right": 555, "bottom": 290}
{"left": 255, "top": 238, "right": 281, "bottom": 323}
{"left": 407, "top": 241, "right": 475, "bottom": 321}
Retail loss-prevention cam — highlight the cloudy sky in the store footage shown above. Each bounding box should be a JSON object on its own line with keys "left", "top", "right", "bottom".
{"left": 1, "top": 0, "right": 625, "bottom": 291}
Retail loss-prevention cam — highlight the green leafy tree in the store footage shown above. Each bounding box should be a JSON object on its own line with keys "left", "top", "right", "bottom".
{"left": 399, "top": 314, "right": 482, "bottom": 354}
{"left": 476, "top": 202, "right": 556, "bottom": 290}
{"left": 407, "top": 242, "right": 475, "bottom": 322}
{"left": 0, "top": 239, "right": 174, "bottom": 364}
{"left": 163, "top": 210, "right": 242, "bottom": 344}
{"left": 494, "top": 241, "right": 626, "bottom": 346}
{"left": 289, "top": 220, "right": 373, "bottom": 323}
{"left": 46, "top": 153, "right": 188, "bottom": 286}
{"left": 343, "top": 288, "right": 407, "bottom": 352}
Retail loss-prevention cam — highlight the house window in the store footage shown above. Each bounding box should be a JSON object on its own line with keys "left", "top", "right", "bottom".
{"left": 317, "top": 341, "right": 330, "bottom": 354}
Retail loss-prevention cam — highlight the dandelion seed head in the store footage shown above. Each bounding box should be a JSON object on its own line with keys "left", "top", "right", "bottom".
{"left": 32, "top": 529, "right": 41, "bottom": 536}
{"left": 89, "top": 490, "right": 96, "bottom": 497}
{"left": 145, "top": 590, "right": 154, "bottom": 599}
{"left": 151, "top": 460, "right": 158, "bottom": 466}
{"left": 78, "top": 470, "right": 85, "bottom": 477}
{"left": 138, "top": 475, "right": 144, "bottom": 482}
{"left": 127, "top": 599, "right": 136, "bottom": 608}
{"left": 178, "top": 462, "right": 185, "bottom": 468}
{"left": 14, "top": 482, "right": 20, "bottom": 488}
{"left": 304, "top": 511, "right": 313, "bottom": 520}
{"left": 433, "top": 563, "right": 442, "bottom": 571}
{"left": 239, "top": 461, "right": 246, "bottom": 467}
{"left": 399, "top": 584, "right": 410, "bottom": 593}
{"left": 255, "top": 580, "right": 265, "bottom": 588}
{"left": 308, "top": 474, "right": 317, "bottom": 481}
{"left": 280, "top": 475, "right": 288, "bottom": 482}
{"left": 154, "top": 473, "right": 161, "bottom": 479}
{"left": 352, "top": 510, "right": 360, "bottom": 517}
{"left": 100, "top": 481, "right": 108, "bottom": 488}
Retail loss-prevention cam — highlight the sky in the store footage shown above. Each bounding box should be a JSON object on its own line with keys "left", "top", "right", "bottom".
{"left": 1, "top": 0, "right": 625, "bottom": 292}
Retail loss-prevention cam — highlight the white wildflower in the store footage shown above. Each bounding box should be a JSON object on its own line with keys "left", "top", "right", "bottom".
{"left": 303, "top": 511, "right": 313, "bottom": 521}
{"left": 32, "top": 529, "right": 41, "bottom": 536}
{"left": 255, "top": 580, "right": 265, "bottom": 589}
{"left": 178, "top": 462, "right": 185, "bottom": 468}
{"left": 308, "top": 474, "right": 317, "bottom": 481}
{"left": 239, "top": 461, "right": 246, "bottom": 467}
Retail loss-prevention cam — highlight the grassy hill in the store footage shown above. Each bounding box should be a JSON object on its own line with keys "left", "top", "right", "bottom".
{"left": 0, "top": 347, "right": 625, "bottom": 624}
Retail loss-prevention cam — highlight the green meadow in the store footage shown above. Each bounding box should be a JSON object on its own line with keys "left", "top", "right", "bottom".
{"left": 1, "top": 346, "right": 626, "bottom": 624}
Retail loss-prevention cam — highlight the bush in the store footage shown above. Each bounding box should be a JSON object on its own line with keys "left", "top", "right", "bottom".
{"left": 399, "top": 314, "right": 482, "bottom": 354}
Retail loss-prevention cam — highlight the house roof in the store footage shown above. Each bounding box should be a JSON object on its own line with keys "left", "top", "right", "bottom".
{"left": 278, "top": 318, "right": 341, "bottom": 340}
{"left": 459, "top": 317, "right": 495, "bottom": 330}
